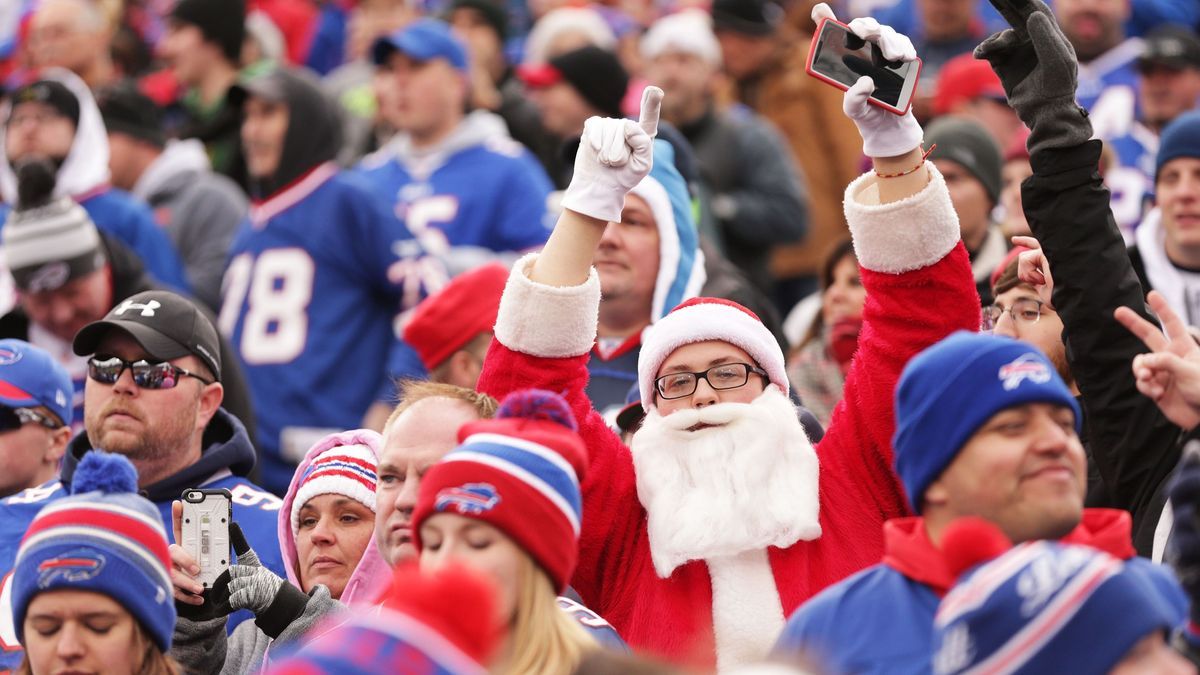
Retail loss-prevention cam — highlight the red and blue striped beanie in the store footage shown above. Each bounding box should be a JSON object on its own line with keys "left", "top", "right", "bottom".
{"left": 412, "top": 390, "right": 587, "bottom": 592}
{"left": 12, "top": 451, "right": 174, "bottom": 651}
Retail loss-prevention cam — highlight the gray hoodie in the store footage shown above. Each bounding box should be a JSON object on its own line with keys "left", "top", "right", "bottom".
{"left": 133, "top": 139, "right": 247, "bottom": 310}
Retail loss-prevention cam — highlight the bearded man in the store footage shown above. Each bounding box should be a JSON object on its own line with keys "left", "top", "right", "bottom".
{"left": 476, "top": 7, "right": 979, "bottom": 670}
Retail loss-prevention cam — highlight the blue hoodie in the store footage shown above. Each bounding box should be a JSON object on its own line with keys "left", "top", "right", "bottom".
{"left": 587, "top": 140, "right": 706, "bottom": 417}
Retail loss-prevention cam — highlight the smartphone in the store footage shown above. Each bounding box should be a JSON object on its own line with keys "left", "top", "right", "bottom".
{"left": 806, "top": 18, "right": 923, "bottom": 116}
{"left": 180, "top": 488, "right": 232, "bottom": 589}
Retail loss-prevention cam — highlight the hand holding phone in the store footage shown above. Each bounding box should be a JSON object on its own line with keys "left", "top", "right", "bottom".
{"left": 180, "top": 488, "right": 233, "bottom": 589}
{"left": 806, "top": 4, "right": 925, "bottom": 159}
{"left": 806, "top": 10, "right": 922, "bottom": 116}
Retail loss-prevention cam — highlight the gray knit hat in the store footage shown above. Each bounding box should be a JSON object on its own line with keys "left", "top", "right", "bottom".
{"left": 3, "top": 161, "right": 105, "bottom": 293}
{"left": 926, "top": 116, "right": 1003, "bottom": 204}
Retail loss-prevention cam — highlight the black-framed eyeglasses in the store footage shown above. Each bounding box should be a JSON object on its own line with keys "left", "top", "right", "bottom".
{"left": 654, "top": 363, "right": 768, "bottom": 400}
{"left": 87, "top": 356, "right": 214, "bottom": 390}
{"left": 981, "top": 298, "right": 1047, "bottom": 331}
{"left": 0, "top": 405, "right": 63, "bottom": 432}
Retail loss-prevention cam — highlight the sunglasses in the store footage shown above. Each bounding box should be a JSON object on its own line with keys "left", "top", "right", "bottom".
{"left": 0, "top": 405, "right": 63, "bottom": 432}
{"left": 87, "top": 356, "right": 214, "bottom": 390}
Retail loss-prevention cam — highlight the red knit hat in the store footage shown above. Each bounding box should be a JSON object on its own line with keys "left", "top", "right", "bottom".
{"left": 412, "top": 390, "right": 587, "bottom": 592}
{"left": 637, "top": 297, "right": 787, "bottom": 409}
{"left": 264, "top": 563, "right": 503, "bottom": 675}
{"left": 403, "top": 263, "right": 508, "bottom": 371}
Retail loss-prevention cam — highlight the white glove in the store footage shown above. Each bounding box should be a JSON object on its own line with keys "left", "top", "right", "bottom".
{"left": 812, "top": 3, "right": 924, "bottom": 158}
{"left": 560, "top": 87, "right": 663, "bottom": 223}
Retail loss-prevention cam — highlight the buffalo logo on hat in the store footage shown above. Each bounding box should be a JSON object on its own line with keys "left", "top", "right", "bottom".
{"left": 27, "top": 262, "right": 70, "bottom": 293}
{"left": 435, "top": 483, "right": 500, "bottom": 515}
{"left": 37, "top": 551, "right": 106, "bottom": 587}
{"left": 0, "top": 347, "right": 23, "bottom": 366}
{"left": 998, "top": 354, "right": 1052, "bottom": 391}
{"left": 1016, "top": 546, "right": 1093, "bottom": 615}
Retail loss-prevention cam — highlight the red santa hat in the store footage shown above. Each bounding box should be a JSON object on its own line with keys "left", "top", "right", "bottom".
{"left": 637, "top": 297, "right": 787, "bottom": 409}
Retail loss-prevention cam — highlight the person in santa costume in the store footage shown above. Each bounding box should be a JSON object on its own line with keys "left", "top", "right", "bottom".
{"left": 475, "top": 4, "right": 980, "bottom": 669}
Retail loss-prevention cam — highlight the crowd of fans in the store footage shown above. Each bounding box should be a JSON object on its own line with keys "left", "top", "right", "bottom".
{"left": 0, "top": 0, "right": 1198, "bottom": 673}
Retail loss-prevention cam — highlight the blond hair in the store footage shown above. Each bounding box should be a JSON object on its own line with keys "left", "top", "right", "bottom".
{"left": 383, "top": 381, "right": 499, "bottom": 435}
{"left": 503, "top": 553, "right": 596, "bottom": 675}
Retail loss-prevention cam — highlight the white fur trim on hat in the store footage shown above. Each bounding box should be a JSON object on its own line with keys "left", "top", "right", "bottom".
{"left": 493, "top": 253, "right": 601, "bottom": 358}
{"left": 637, "top": 298, "right": 787, "bottom": 409}
{"left": 843, "top": 161, "right": 961, "bottom": 274}
{"left": 290, "top": 444, "right": 378, "bottom": 536}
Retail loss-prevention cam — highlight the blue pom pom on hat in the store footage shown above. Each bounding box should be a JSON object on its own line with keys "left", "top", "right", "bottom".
{"left": 893, "top": 331, "right": 1081, "bottom": 513}
{"left": 12, "top": 451, "right": 176, "bottom": 651}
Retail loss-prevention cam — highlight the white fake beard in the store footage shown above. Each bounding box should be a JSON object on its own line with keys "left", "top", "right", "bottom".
{"left": 630, "top": 386, "right": 822, "bottom": 578}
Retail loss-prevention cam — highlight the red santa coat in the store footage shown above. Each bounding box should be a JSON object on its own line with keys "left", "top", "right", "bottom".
{"left": 479, "top": 165, "right": 981, "bottom": 669}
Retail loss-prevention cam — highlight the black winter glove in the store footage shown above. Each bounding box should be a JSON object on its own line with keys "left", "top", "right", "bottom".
{"left": 1167, "top": 441, "right": 1200, "bottom": 630}
{"left": 175, "top": 567, "right": 234, "bottom": 622}
{"left": 973, "top": 0, "right": 1092, "bottom": 156}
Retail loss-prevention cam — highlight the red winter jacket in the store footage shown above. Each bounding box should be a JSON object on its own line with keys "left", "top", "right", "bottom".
{"left": 478, "top": 165, "right": 980, "bottom": 668}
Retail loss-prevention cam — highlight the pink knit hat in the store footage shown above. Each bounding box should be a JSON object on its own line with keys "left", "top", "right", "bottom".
{"left": 637, "top": 297, "right": 788, "bottom": 409}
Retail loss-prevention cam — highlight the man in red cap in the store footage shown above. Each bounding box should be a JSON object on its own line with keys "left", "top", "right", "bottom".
{"left": 403, "top": 263, "right": 508, "bottom": 389}
{"left": 933, "top": 53, "right": 1022, "bottom": 151}
{"left": 476, "top": 7, "right": 980, "bottom": 669}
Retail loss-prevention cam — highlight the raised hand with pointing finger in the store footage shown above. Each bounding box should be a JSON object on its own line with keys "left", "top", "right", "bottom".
{"left": 560, "top": 87, "right": 663, "bottom": 224}
{"left": 530, "top": 87, "right": 666, "bottom": 289}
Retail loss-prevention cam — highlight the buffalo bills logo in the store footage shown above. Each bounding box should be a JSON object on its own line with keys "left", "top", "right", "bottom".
{"left": 998, "top": 354, "right": 1052, "bottom": 391}
{"left": 435, "top": 483, "right": 500, "bottom": 515}
{"left": 37, "top": 551, "right": 106, "bottom": 588}
{"left": 0, "top": 347, "right": 21, "bottom": 365}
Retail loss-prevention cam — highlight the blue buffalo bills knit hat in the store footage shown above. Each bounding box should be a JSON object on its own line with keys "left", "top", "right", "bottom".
{"left": 0, "top": 338, "right": 72, "bottom": 427}
{"left": 371, "top": 18, "right": 469, "bottom": 73}
{"left": 12, "top": 452, "right": 175, "bottom": 651}
{"left": 893, "top": 331, "right": 1081, "bottom": 513}
{"left": 931, "top": 518, "right": 1185, "bottom": 674}
{"left": 1156, "top": 110, "right": 1200, "bottom": 182}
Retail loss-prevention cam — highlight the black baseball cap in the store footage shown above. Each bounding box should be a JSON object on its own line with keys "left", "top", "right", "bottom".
{"left": 7, "top": 80, "right": 80, "bottom": 127}
{"left": 518, "top": 45, "right": 629, "bottom": 118}
{"left": 72, "top": 290, "right": 222, "bottom": 381}
{"left": 1138, "top": 25, "right": 1200, "bottom": 71}
{"left": 711, "top": 0, "right": 784, "bottom": 36}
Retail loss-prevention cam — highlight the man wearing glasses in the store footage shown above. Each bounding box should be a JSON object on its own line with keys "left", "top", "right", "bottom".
{"left": 0, "top": 291, "right": 283, "bottom": 661}
{"left": 475, "top": 13, "right": 981, "bottom": 662}
{"left": 0, "top": 339, "right": 72, "bottom": 500}
{"left": 983, "top": 253, "right": 1074, "bottom": 396}
{"left": 65, "top": 290, "right": 284, "bottom": 577}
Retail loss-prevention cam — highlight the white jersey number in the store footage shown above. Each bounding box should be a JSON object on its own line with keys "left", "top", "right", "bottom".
{"left": 219, "top": 249, "right": 316, "bottom": 365}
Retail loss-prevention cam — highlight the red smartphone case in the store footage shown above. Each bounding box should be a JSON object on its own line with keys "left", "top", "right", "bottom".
{"left": 804, "top": 17, "right": 923, "bottom": 116}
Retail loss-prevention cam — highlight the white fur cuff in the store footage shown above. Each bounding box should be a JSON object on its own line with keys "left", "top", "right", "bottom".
{"left": 493, "top": 253, "right": 601, "bottom": 358}
{"left": 843, "top": 162, "right": 961, "bottom": 274}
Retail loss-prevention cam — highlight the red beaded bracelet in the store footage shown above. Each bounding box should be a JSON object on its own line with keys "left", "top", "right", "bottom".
{"left": 874, "top": 144, "right": 937, "bottom": 179}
